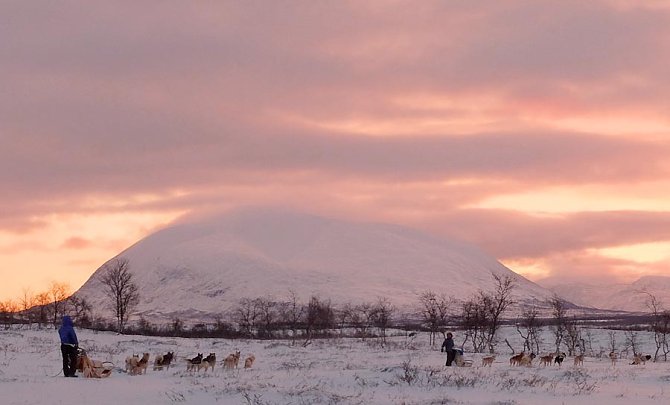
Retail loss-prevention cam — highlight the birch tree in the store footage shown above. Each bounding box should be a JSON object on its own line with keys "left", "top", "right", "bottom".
{"left": 100, "top": 258, "right": 139, "bottom": 333}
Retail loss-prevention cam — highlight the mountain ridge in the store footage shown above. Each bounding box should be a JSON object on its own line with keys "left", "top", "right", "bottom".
{"left": 76, "top": 207, "right": 559, "bottom": 321}
{"left": 539, "top": 275, "right": 670, "bottom": 312}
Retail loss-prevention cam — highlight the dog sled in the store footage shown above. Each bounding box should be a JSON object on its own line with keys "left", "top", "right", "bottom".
{"left": 453, "top": 349, "right": 472, "bottom": 367}
{"left": 76, "top": 348, "right": 113, "bottom": 378}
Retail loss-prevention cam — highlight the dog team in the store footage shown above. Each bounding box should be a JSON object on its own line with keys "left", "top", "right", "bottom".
{"left": 123, "top": 350, "right": 256, "bottom": 375}
{"left": 478, "top": 350, "right": 648, "bottom": 368}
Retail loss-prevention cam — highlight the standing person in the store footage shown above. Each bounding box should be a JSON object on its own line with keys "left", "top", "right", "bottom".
{"left": 441, "top": 332, "right": 455, "bottom": 366}
{"left": 58, "top": 315, "right": 79, "bottom": 377}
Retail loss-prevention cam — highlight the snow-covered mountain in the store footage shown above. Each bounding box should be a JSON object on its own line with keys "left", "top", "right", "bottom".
{"left": 540, "top": 275, "right": 670, "bottom": 312}
{"left": 76, "top": 208, "right": 557, "bottom": 321}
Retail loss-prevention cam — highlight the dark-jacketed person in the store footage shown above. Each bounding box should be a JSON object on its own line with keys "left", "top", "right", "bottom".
{"left": 441, "top": 332, "right": 455, "bottom": 366}
{"left": 58, "top": 315, "right": 79, "bottom": 377}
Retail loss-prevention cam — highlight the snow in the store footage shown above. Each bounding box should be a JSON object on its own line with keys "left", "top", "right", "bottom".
{"left": 76, "top": 208, "right": 555, "bottom": 322}
{"left": 2, "top": 326, "right": 670, "bottom": 404}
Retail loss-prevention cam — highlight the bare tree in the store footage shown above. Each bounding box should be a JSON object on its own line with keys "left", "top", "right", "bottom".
{"left": 583, "top": 329, "right": 595, "bottom": 356}
{"left": 370, "top": 297, "right": 395, "bottom": 344}
{"left": 564, "top": 316, "right": 582, "bottom": 356}
{"left": 417, "top": 291, "right": 453, "bottom": 346}
{"left": 67, "top": 296, "right": 92, "bottom": 327}
{"left": 234, "top": 297, "right": 259, "bottom": 337}
{"left": 337, "top": 302, "right": 354, "bottom": 336}
{"left": 483, "top": 274, "right": 516, "bottom": 353}
{"left": 461, "top": 294, "right": 490, "bottom": 352}
{"left": 212, "top": 315, "right": 232, "bottom": 337}
{"left": 99, "top": 258, "right": 139, "bottom": 333}
{"left": 458, "top": 274, "right": 516, "bottom": 354}
{"left": 49, "top": 281, "right": 70, "bottom": 328}
{"left": 548, "top": 295, "right": 567, "bottom": 354}
{"left": 172, "top": 317, "right": 184, "bottom": 335}
{"left": 19, "top": 288, "right": 34, "bottom": 327}
{"left": 254, "top": 296, "right": 278, "bottom": 338}
{"left": 516, "top": 306, "right": 542, "bottom": 354}
{"left": 137, "top": 316, "right": 156, "bottom": 334}
{"left": 607, "top": 330, "right": 617, "bottom": 354}
{"left": 305, "top": 295, "right": 334, "bottom": 343}
{"left": 642, "top": 290, "right": 670, "bottom": 361}
{"left": 0, "top": 299, "right": 18, "bottom": 329}
{"left": 34, "top": 291, "right": 50, "bottom": 328}
{"left": 658, "top": 312, "right": 670, "bottom": 361}
{"left": 279, "top": 290, "right": 304, "bottom": 345}
{"left": 349, "top": 302, "right": 374, "bottom": 339}
{"left": 624, "top": 328, "right": 640, "bottom": 357}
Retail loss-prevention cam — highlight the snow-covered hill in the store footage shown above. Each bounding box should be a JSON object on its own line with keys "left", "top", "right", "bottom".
{"left": 76, "top": 208, "right": 556, "bottom": 321}
{"left": 540, "top": 275, "right": 670, "bottom": 312}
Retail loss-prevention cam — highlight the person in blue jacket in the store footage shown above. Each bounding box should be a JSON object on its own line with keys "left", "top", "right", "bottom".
{"left": 58, "top": 315, "right": 79, "bottom": 377}
{"left": 441, "top": 332, "right": 455, "bottom": 366}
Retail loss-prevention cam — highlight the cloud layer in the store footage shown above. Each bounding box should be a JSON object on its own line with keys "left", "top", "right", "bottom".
{"left": 2, "top": 1, "right": 670, "bottom": 298}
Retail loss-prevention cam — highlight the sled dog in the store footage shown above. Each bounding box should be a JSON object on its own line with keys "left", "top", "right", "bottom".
{"left": 554, "top": 352, "right": 566, "bottom": 366}
{"left": 223, "top": 351, "right": 241, "bottom": 369}
{"left": 131, "top": 353, "right": 150, "bottom": 375}
{"left": 154, "top": 351, "right": 174, "bottom": 371}
{"left": 187, "top": 353, "right": 203, "bottom": 371}
{"left": 244, "top": 354, "right": 256, "bottom": 369}
{"left": 509, "top": 353, "right": 524, "bottom": 366}
{"left": 518, "top": 352, "right": 536, "bottom": 367}
{"left": 125, "top": 354, "right": 139, "bottom": 373}
{"left": 481, "top": 356, "right": 495, "bottom": 367}
{"left": 631, "top": 354, "right": 651, "bottom": 365}
{"left": 198, "top": 353, "right": 216, "bottom": 372}
{"left": 539, "top": 354, "right": 554, "bottom": 367}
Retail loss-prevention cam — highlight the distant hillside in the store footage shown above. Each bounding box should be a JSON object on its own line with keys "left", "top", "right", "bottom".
{"left": 540, "top": 275, "right": 670, "bottom": 312}
{"left": 76, "top": 208, "right": 557, "bottom": 321}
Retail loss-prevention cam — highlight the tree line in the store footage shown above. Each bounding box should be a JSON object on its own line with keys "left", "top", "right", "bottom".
{"left": 4, "top": 257, "right": 670, "bottom": 360}
{"left": 0, "top": 281, "right": 91, "bottom": 330}
{"left": 0, "top": 258, "right": 137, "bottom": 332}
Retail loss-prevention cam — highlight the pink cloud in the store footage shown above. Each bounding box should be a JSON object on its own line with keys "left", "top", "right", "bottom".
{"left": 1, "top": 0, "right": 670, "bottom": 288}
{"left": 61, "top": 237, "right": 93, "bottom": 250}
{"left": 421, "top": 209, "right": 670, "bottom": 259}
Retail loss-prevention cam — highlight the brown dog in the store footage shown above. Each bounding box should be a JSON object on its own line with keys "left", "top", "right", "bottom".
{"left": 125, "top": 354, "right": 139, "bottom": 373}
{"left": 509, "top": 352, "right": 524, "bottom": 366}
{"left": 574, "top": 354, "right": 584, "bottom": 366}
{"left": 131, "top": 353, "right": 150, "bottom": 375}
{"left": 481, "top": 356, "right": 495, "bottom": 367}
{"left": 631, "top": 354, "right": 651, "bottom": 365}
{"left": 244, "top": 354, "right": 256, "bottom": 369}
{"left": 223, "top": 351, "right": 241, "bottom": 369}
{"left": 539, "top": 354, "right": 554, "bottom": 367}
{"left": 518, "top": 353, "right": 536, "bottom": 367}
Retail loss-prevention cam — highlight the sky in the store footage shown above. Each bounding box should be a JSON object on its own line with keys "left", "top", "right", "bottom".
{"left": 2, "top": 0, "right": 670, "bottom": 301}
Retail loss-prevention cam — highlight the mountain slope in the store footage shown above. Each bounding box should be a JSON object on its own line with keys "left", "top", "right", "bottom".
{"left": 76, "top": 208, "right": 556, "bottom": 321}
{"left": 541, "top": 275, "right": 670, "bottom": 312}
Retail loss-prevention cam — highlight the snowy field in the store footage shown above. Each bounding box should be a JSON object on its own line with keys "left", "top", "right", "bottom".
{"left": 2, "top": 326, "right": 670, "bottom": 404}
